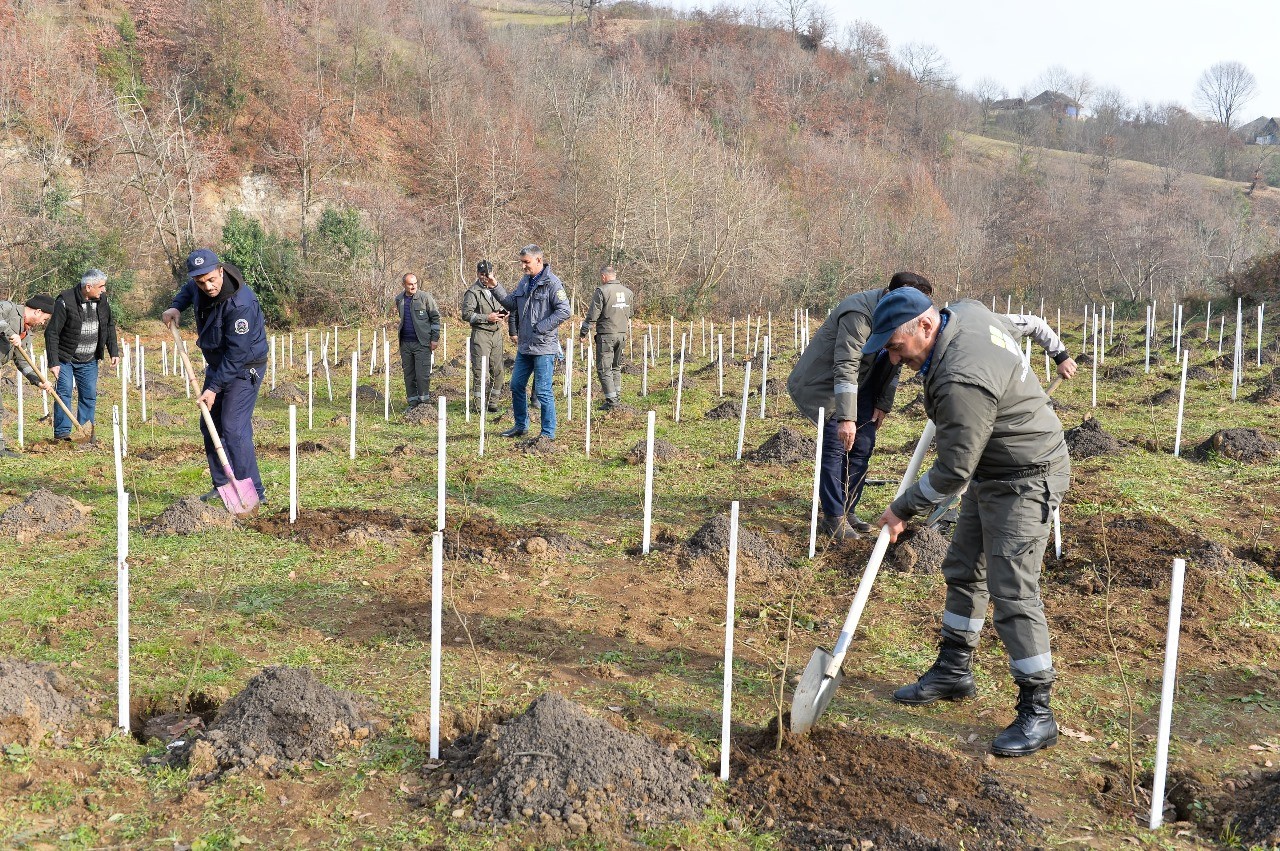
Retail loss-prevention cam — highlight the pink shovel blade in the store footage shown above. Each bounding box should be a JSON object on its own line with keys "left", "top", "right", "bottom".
{"left": 217, "top": 476, "right": 260, "bottom": 517}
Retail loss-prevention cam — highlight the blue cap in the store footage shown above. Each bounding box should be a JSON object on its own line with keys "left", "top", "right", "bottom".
{"left": 862, "top": 287, "right": 934, "bottom": 354}
{"left": 185, "top": 248, "right": 221, "bottom": 279}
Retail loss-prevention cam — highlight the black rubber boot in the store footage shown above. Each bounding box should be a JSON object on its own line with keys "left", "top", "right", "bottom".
{"left": 991, "top": 682, "right": 1058, "bottom": 757}
{"left": 892, "top": 640, "right": 977, "bottom": 705}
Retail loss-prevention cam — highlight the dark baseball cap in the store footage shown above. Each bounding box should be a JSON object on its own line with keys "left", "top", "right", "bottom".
{"left": 24, "top": 294, "right": 55, "bottom": 314}
{"left": 863, "top": 287, "right": 934, "bottom": 354}
{"left": 477, "top": 260, "right": 493, "bottom": 275}
{"left": 185, "top": 248, "right": 221, "bottom": 279}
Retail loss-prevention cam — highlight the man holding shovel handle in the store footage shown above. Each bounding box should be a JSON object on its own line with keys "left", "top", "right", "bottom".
{"left": 0, "top": 295, "right": 56, "bottom": 457}
{"left": 867, "top": 288, "right": 1070, "bottom": 758}
{"left": 162, "top": 249, "right": 268, "bottom": 514}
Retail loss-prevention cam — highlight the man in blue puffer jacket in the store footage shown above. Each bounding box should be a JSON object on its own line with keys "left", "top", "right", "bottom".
{"left": 483, "top": 244, "right": 571, "bottom": 440}
{"left": 162, "top": 248, "right": 269, "bottom": 502}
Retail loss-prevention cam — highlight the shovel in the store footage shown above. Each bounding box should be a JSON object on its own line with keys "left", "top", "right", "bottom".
{"left": 170, "top": 324, "right": 260, "bottom": 518}
{"left": 791, "top": 418, "right": 938, "bottom": 734}
{"left": 11, "top": 344, "right": 93, "bottom": 442}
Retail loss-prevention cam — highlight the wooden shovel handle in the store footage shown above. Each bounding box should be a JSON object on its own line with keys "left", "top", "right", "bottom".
{"left": 12, "top": 342, "right": 89, "bottom": 433}
{"left": 169, "top": 324, "right": 237, "bottom": 475}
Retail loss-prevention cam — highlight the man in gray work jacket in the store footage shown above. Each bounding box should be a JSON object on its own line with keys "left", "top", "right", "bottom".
{"left": 393, "top": 273, "right": 440, "bottom": 410}
{"left": 462, "top": 261, "right": 505, "bottom": 413}
{"left": 0, "top": 295, "right": 56, "bottom": 457}
{"left": 867, "top": 287, "right": 1070, "bottom": 758}
{"left": 578, "top": 264, "right": 633, "bottom": 409}
{"left": 485, "top": 245, "right": 570, "bottom": 439}
{"left": 787, "top": 272, "right": 932, "bottom": 539}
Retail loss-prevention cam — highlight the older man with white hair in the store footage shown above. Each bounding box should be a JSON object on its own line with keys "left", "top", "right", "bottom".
{"left": 45, "top": 269, "right": 119, "bottom": 441}
{"left": 864, "top": 287, "right": 1070, "bottom": 758}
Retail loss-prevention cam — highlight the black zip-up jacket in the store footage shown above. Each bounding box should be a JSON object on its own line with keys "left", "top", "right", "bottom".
{"left": 45, "top": 285, "right": 120, "bottom": 367}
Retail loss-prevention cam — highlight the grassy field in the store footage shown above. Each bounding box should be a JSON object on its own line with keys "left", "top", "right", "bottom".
{"left": 1, "top": 309, "right": 1278, "bottom": 849}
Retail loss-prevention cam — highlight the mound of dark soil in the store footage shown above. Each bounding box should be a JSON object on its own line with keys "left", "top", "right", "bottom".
{"left": 623, "top": 438, "right": 678, "bottom": 465}
{"left": 703, "top": 400, "right": 740, "bottom": 420}
{"left": 436, "top": 363, "right": 459, "bottom": 377}
{"left": 521, "top": 435, "right": 563, "bottom": 455}
{"left": 682, "top": 514, "right": 786, "bottom": 583}
{"left": 1146, "top": 387, "right": 1179, "bottom": 406}
{"left": 0, "top": 660, "right": 82, "bottom": 748}
{"left": 1106, "top": 337, "right": 1132, "bottom": 358}
{"left": 1, "top": 489, "right": 90, "bottom": 542}
{"left": 327, "top": 414, "right": 349, "bottom": 427}
{"left": 356, "top": 384, "right": 384, "bottom": 402}
{"left": 1051, "top": 513, "right": 1240, "bottom": 592}
{"left": 1064, "top": 417, "right": 1126, "bottom": 458}
{"left": 731, "top": 720, "right": 1039, "bottom": 850}
{"left": 1190, "top": 428, "right": 1279, "bottom": 463}
{"left": 267, "top": 381, "right": 304, "bottom": 403}
{"left": 249, "top": 507, "right": 433, "bottom": 547}
{"left": 1220, "top": 770, "right": 1280, "bottom": 848}
{"left": 604, "top": 402, "right": 638, "bottom": 417}
{"left": 1103, "top": 365, "right": 1136, "bottom": 380}
{"left": 1186, "top": 365, "right": 1215, "bottom": 382}
{"left": 174, "top": 666, "right": 376, "bottom": 781}
{"left": 447, "top": 692, "right": 710, "bottom": 837}
{"left": 889, "top": 525, "right": 950, "bottom": 573}
{"left": 620, "top": 361, "right": 642, "bottom": 376}
{"left": 403, "top": 403, "right": 438, "bottom": 425}
{"left": 147, "top": 496, "right": 235, "bottom": 535}
{"left": 1248, "top": 381, "right": 1280, "bottom": 403}
{"left": 745, "top": 426, "right": 815, "bottom": 464}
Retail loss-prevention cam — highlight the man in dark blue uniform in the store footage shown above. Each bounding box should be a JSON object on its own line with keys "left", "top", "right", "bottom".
{"left": 162, "top": 249, "right": 269, "bottom": 502}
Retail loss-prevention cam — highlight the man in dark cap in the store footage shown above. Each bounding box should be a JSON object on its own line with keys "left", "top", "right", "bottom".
{"left": 162, "top": 249, "right": 269, "bottom": 503}
{"left": 866, "top": 288, "right": 1070, "bottom": 758}
{"left": 461, "top": 261, "right": 506, "bottom": 413}
{"left": 1, "top": 295, "right": 56, "bottom": 456}
{"left": 45, "top": 269, "right": 120, "bottom": 441}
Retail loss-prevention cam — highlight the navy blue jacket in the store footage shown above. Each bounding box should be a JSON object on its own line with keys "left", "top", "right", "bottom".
{"left": 170, "top": 263, "right": 268, "bottom": 393}
{"left": 491, "top": 264, "right": 571, "bottom": 356}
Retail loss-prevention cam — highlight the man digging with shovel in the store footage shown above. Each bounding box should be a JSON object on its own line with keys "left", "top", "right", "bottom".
{"left": 0, "top": 295, "right": 56, "bottom": 457}
{"left": 867, "top": 288, "right": 1070, "bottom": 758}
{"left": 162, "top": 249, "right": 268, "bottom": 513}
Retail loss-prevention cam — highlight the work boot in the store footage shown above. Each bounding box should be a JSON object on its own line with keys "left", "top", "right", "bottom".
{"left": 847, "top": 512, "right": 874, "bottom": 533}
{"left": 500, "top": 426, "right": 527, "bottom": 438}
{"left": 892, "top": 639, "right": 977, "bottom": 705}
{"left": 198, "top": 489, "right": 219, "bottom": 503}
{"left": 817, "top": 514, "right": 859, "bottom": 540}
{"left": 991, "top": 682, "right": 1058, "bottom": 757}
{"left": 486, "top": 402, "right": 499, "bottom": 413}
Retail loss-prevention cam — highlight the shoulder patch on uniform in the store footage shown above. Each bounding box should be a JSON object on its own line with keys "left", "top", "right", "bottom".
{"left": 556, "top": 289, "right": 568, "bottom": 301}
{"left": 234, "top": 318, "right": 249, "bottom": 335}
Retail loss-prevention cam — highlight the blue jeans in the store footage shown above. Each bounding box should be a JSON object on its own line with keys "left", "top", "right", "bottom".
{"left": 201, "top": 366, "right": 266, "bottom": 499}
{"left": 819, "top": 407, "right": 879, "bottom": 519}
{"left": 54, "top": 360, "right": 99, "bottom": 437}
{"left": 511, "top": 353, "right": 556, "bottom": 438}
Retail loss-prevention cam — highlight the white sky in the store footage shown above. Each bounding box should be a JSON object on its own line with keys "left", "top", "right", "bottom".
{"left": 826, "top": 0, "right": 1280, "bottom": 117}
{"left": 671, "top": 0, "right": 1280, "bottom": 120}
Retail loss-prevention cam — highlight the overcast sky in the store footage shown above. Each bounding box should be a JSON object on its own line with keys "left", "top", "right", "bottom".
{"left": 835, "top": 0, "right": 1279, "bottom": 118}
{"left": 674, "top": 0, "right": 1280, "bottom": 120}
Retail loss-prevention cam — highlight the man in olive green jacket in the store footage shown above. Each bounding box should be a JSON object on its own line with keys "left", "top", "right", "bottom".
{"left": 578, "top": 264, "right": 633, "bottom": 408}
{"left": 868, "top": 288, "right": 1070, "bottom": 759}
{"left": 392, "top": 273, "right": 440, "bottom": 409}
{"left": 0, "top": 295, "right": 56, "bottom": 457}
{"left": 462, "top": 261, "right": 506, "bottom": 413}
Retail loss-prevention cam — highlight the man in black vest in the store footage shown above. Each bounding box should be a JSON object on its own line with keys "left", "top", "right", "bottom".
{"left": 45, "top": 269, "right": 120, "bottom": 441}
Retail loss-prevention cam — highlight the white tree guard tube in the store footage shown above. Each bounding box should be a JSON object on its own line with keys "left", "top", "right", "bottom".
{"left": 1144, "top": 304, "right": 1151, "bottom": 374}
{"left": 585, "top": 344, "right": 593, "bottom": 458}
{"left": 478, "top": 356, "right": 488, "bottom": 457}
{"left": 383, "top": 338, "right": 390, "bottom": 422}
{"left": 464, "top": 343, "right": 472, "bottom": 423}
{"left": 437, "top": 396, "right": 447, "bottom": 531}
{"left": 307, "top": 352, "right": 314, "bottom": 430}
{"left": 140, "top": 347, "right": 147, "bottom": 423}
{"left": 15, "top": 365, "right": 22, "bottom": 449}
{"left": 675, "top": 334, "right": 686, "bottom": 422}
{"left": 641, "top": 335, "right": 649, "bottom": 397}
{"left": 808, "top": 407, "right": 825, "bottom": 559}
{"left": 736, "top": 362, "right": 752, "bottom": 461}
{"left": 1091, "top": 313, "right": 1098, "bottom": 409}
{"left": 642, "top": 410, "right": 656, "bottom": 554}
{"left": 323, "top": 353, "right": 333, "bottom": 402}
{"left": 1173, "top": 350, "right": 1189, "bottom": 457}
{"left": 270, "top": 335, "right": 277, "bottom": 390}
{"left": 718, "top": 334, "right": 724, "bottom": 397}
{"left": 759, "top": 336, "right": 770, "bottom": 419}
{"left": 289, "top": 405, "right": 298, "bottom": 523}
{"left": 1205, "top": 302, "right": 1211, "bottom": 341}
{"left": 349, "top": 351, "right": 358, "bottom": 460}
{"left": 1053, "top": 506, "right": 1062, "bottom": 559}
{"left": 117, "top": 486, "right": 130, "bottom": 732}
{"left": 1148, "top": 557, "right": 1187, "bottom": 831}
{"left": 719, "top": 500, "right": 740, "bottom": 782}
{"left": 429, "top": 530, "right": 443, "bottom": 760}
{"left": 120, "top": 345, "right": 129, "bottom": 456}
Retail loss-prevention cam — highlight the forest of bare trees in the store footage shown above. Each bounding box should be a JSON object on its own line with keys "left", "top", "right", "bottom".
{"left": 0, "top": 0, "right": 1276, "bottom": 325}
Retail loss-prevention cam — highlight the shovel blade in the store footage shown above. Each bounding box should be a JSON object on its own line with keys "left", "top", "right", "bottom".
{"left": 790, "top": 647, "right": 844, "bottom": 734}
{"left": 218, "top": 479, "right": 260, "bottom": 518}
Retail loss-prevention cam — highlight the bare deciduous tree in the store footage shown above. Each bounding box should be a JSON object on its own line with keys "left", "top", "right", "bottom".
{"left": 1194, "top": 60, "right": 1257, "bottom": 129}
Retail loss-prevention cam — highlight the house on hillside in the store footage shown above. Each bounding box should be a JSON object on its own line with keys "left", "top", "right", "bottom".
{"left": 1238, "top": 116, "right": 1279, "bottom": 145}
{"left": 987, "top": 90, "right": 1083, "bottom": 119}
